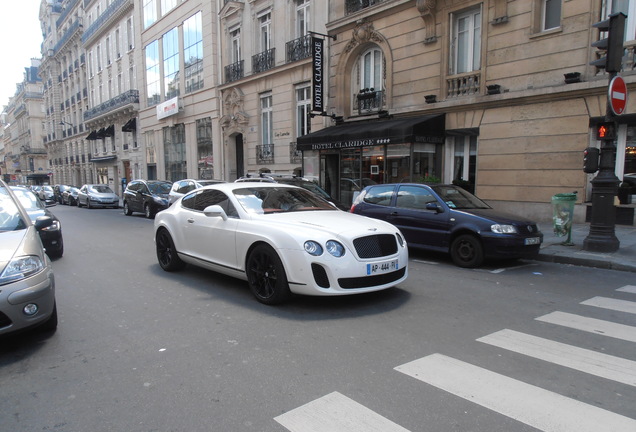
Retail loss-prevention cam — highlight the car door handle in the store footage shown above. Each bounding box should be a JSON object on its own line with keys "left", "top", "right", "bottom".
{"left": 187, "top": 218, "right": 195, "bottom": 224}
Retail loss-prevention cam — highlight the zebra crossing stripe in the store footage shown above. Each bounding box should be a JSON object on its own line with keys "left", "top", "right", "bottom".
{"left": 274, "top": 391, "right": 411, "bottom": 432}
{"left": 536, "top": 311, "right": 636, "bottom": 343}
{"left": 477, "top": 329, "right": 636, "bottom": 386}
{"left": 581, "top": 297, "right": 636, "bottom": 314}
{"left": 395, "top": 353, "right": 636, "bottom": 432}
{"left": 617, "top": 285, "right": 636, "bottom": 294}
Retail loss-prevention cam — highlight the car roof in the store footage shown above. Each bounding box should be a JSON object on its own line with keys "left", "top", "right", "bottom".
{"left": 201, "top": 182, "right": 302, "bottom": 192}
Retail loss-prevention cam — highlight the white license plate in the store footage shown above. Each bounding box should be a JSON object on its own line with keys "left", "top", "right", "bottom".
{"left": 525, "top": 237, "right": 541, "bottom": 245}
{"left": 367, "top": 259, "right": 399, "bottom": 275}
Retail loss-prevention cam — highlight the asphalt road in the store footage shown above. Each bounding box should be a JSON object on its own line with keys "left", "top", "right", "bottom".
{"left": 1, "top": 204, "right": 635, "bottom": 432}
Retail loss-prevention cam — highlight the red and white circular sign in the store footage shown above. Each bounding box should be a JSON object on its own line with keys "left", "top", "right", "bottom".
{"left": 609, "top": 76, "right": 627, "bottom": 116}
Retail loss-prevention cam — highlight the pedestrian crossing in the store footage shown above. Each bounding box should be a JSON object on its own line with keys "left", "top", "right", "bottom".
{"left": 275, "top": 285, "right": 636, "bottom": 431}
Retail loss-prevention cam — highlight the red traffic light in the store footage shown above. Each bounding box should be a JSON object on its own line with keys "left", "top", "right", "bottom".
{"left": 596, "top": 122, "right": 617, "bottom": 140}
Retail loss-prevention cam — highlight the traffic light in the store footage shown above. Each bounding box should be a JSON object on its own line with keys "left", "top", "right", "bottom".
{"left": 583, "top": 147, "right": 600, "bottom": 173}
{"left": 590, "top": 12, "right": 626, "bottom": 72}
{"left": 595, "top": 121, "right": 617, "bottom": 140}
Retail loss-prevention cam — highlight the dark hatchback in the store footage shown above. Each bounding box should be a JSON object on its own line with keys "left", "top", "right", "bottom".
{"left": 123, "top": 180, "right": 172, "bottom": 218}
{"left": 10, "top": 187, "right": 64, "bottom": 259}
{"left": 351, "top": 183, "right": 543, "bottom": 268}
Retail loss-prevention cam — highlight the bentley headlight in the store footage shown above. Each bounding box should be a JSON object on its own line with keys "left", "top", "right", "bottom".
{"left": 304, "top": 241, "right": 323, "bottom": 256}
{"left": 326, "top": 240, "right": 345, "bottom": 257}
{"left": 0, "top": 255, "right": 45, "bottom": 285}
{"left": 491, "top": 224, "right": 517, "bottom": 234}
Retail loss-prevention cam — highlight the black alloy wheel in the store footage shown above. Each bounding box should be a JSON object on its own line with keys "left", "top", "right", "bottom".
{"left": 450, "top": 234, "right": 484, "bottom": 268}
{"left": 246, "top": 244, "right": 291, "bottom": 305}
{"left": 156, "top": 228, "right": 185, "bottom": 271}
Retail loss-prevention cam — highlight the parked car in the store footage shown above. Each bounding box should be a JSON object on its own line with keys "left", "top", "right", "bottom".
{"left": 10, "top": 187, "right": 64, "bottom": 259}
{"left": 77, "top": 184, "right": 120, "bottom": 209}
{"left": 351, "top": 183, "right": 543, "bottom": 268}
{"left": 38, "top": 185, "right": 55, "bottom": 205}
{"left": 53, "top": 184, "right": 74, "bottom": 204}
{"left": 0, "top": 179, "right": 57, "bottom": 337}
{"left": 168, "top": 179, "right": 225, "bottom": 205}
{"left": 623, "top": 173, "right": 636, "bottom": 194}
{"left": 62, "top": 186, "right": 80, "bottom": 206}
{"left": 123, "top": 180, "right": 172, "bottom": 218}
{"left": 155, "top": 183, "right": 408, "bottom": 304}
{"left": 235, "top": 174, "right": 348, "bottom": 210}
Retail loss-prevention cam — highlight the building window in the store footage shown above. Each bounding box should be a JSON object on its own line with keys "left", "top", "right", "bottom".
{"left": 446, "top": 135, "right": 477, "bottom": 193}
{"left": 161, "top": 0, "right": 177, "bottom": 16}
{"left": 163, "top": 27, "right": 180, "bottom": 100}
{"left": 196, "top": 118, "right": 214, "bottom": 179}
{"left": 606, "top": 0, "right": 635, "bottom": 43}
{"left": 127, "top": 18, "right": 134, "bottom": 50}
{"left": 260, "top": 94, "right": 274, "bottom": 163}
{"left": 164, "top": 124, "right": 186, "bottom": 182}
{"left": 296, "top": 0, "right": 310, "bottom": 38}
{"left": 145, "top": 40, "right": 160, "bottom": 106}
{"left": 450, "top": 6, "right": 481, "bottom": 74}
{"left": 259, "top": 12, "right": 272, "bottom": 52}
{"left": 184, "top": 12, "right": 204, "bottom": 93}
{"left": 296, "top": 85, "right": 311, "bottom": 138}
{"left": 353, "top": 47, "right": 385, "bottom": 114}
{"left": 143, "top": 0, "right": 157, "bottom": 29}
{"left": 542, "top": 0, "right": 562, "bottom": 31}
{"left": 231, "top": 28, "right": 241, "bottom": 63}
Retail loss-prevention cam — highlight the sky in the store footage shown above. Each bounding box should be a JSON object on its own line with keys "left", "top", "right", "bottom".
{"left": 0, "top": 1, "right": 44, "bottom": 109}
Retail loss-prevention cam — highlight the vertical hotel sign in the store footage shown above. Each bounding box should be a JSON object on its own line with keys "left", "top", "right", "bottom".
{"left": 312, "top": 37, "right": 324, "bottom": 113}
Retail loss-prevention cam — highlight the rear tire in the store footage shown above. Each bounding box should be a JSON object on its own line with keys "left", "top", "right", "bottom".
{"left": 246, "top": 244, "right": 291, "bottom": 305}
{"left": 144, "top": 204, "right": 154, "bottom": 219}
{"left": 450, "top": 234, "right": 484, "bottom": 268}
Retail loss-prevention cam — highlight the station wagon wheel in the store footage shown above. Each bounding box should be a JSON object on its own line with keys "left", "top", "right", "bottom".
{"left": 450, "top": 234, "right": 484, "bottom": 268}
{"left": 156, "top": 228, "right": 185, "bottom": 271}
{"left": 246, "top": 244, "right": 291, "bottom": 305}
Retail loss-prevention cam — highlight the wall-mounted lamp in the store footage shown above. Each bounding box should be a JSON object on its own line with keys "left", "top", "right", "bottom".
{"left": 59, "top": 121, "right": 74, "bottom": 127}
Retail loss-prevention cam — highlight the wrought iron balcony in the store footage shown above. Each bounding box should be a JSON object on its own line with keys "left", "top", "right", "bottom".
{"left": 225, "top": 60, "right": 244, "bottom": 83}
{"left": 252, "top": 48, "right": 276, "bottom": 74}
{"left": 354, "top": 89, "right": 385, "bottom": 115}
{"left": 84, "top": 89, "right": 139, "bottom": 121}
{"left": 289, "top": 142, "right": 302, "bottom": 164}
{"left": 345, "top": 0, "right": 387, "bottom": 15}
{"left": 286, "top": 35, "right": 312, "bottom": 63}
{"left": 82, "top": 0, "right": 132, "bottom": 45}
{"left": 257, "top": 144, "right": 274, "bottom": 163}
{"left": 53, "top": 19, "right": 83, "bottom": 54}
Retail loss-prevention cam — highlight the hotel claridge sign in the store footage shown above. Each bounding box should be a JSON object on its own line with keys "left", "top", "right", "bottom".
{"left": 1, "top": 0, "right": 635, "bottom": 226}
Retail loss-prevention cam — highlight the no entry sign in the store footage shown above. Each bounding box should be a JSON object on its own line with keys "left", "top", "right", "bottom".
{"left": 608, "top": 76, "right": 627, "bottom": 116}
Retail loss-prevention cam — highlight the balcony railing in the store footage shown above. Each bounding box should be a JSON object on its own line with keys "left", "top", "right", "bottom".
{"left": 84, "top": 89, "right": 139, "bottom": 121}
{"left": 252, "top": 48, "right": 276, "bottom": 74}
{"left": 257, "top": 144, "right": 274, "bottom": 163}
{"left": 286, "top": 35, "right": 312, "bottom": 63}
{"left": 345, "top": 0, "right": 387, "bottom": 15}
{"left": 354, "top": 89, "right": 385, "bottom": 115}
{"left": 82, "top": 0, "right": 132, "bottom": 44}
{"left": 53, "top": 19, "right": 83, "bottom": 54}
{"left": 446, "top": 72, "right": 481, "bottom": 98}
{"left": 225, "top": 60, "right": 244, "bottom": 83}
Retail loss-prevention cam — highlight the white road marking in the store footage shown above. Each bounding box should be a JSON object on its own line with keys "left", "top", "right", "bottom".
{"left": 617, "top": 285, "right": 636, "bottom": 294}
{"left": 395, "top": 353, "right": 636, "bottom": 432}
{"left": 274, "top": 391, "right": 411, "bottom": 432}
{"left": 477, "top": 329, "right": 636, "bottom": 386}
{"left": 581, "top": 297, "right": 636, "bottom": 314}
{"left": 536, "top": 311, "right": 636, "bottom": 343}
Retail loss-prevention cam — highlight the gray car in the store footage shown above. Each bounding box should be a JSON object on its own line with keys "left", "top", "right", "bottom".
{"left": 77, "top": 184, "right": 120, "bottom": 209}
{"left": 168, "top": 179, "right": 226, "bottom": 205}
{"left": 0, "top": 179, "right": 57, "bottom": 337}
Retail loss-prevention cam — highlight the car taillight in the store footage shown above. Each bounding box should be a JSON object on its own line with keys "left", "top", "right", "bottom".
{"left": 349, "top": 204, "right": 356, "bottom": 213}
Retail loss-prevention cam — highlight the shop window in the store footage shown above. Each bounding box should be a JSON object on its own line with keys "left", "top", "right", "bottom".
{"left": 164, "top": 124, "right": 186, "bottom": 181}
{"left": 413, "top": 143, "right": 442, "bottom": 182}
{"left": 196, "top": 118, "right": 214, "bottom": 179}
{"left": 446, "top": 135, "right": 477, "bottom": 193}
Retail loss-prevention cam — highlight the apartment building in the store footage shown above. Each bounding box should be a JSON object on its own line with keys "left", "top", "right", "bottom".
{"left": 39, "top": 0, "right": 92, "bottom": 188}
{"left": 82, "top": 0, "right": 139, "bottom": 194}
{"left": 296, "top": 0, "right": 636, "bottom": 222}
{"left": 1, "top": 60, "right": 48, "bottom": 185}
{"left": 136, "top": 0, "right": 219, "bottom": 182}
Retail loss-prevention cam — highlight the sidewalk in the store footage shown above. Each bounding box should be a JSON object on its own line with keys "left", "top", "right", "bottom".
{"left": 535, "top": 222, "right": 636, "bottom": 273}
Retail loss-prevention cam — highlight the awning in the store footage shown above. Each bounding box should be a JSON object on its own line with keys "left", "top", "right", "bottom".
{"left": 103, "top": 125, "right": 115, "bottom": 137}
{"left": 90, "top": 155, "right": 117, "bottom": 163}
{"left": 296, "top": 114, "right": 445, "bottom": 151}
{"left": 86, "top": 130, "right": 99, "bottom": 140}
{"left": 96, "top": 128, "right": 106, "bottom": 138}
{"left": 122, "top": 118, "right": 136, "bottom": 132}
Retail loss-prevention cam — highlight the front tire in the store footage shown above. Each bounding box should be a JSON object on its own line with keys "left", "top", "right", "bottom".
{"left": 123, "top": 201, "right": 132, "bottom": 216}
{"left": 144, "top": 204, "right": 154, "bottom": 219}
{"left": 246, "top": 244, "right": 291, "bottom": 305}
{"left": 450, "top": 234, "right": 484, "bottom": 268}
{"left": 86, "top": 199, "right": 92, "bottom": 209}
{"left": 156, "top": 228, "right": 185, "bottom": 271}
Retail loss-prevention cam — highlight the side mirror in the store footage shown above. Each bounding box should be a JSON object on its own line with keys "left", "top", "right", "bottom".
{"left": 426, "top": 202, "right": 443, "bottom": 213}
{"left": 203, "top": 205, "right": 228, "bottom": 221}
{"left": 34, "top": 215, "right": 54, "bottom": 230}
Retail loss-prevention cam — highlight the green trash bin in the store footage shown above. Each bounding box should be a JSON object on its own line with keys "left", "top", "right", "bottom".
{"left": 552, "top": 192, "right": 577, "bottom": 245}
